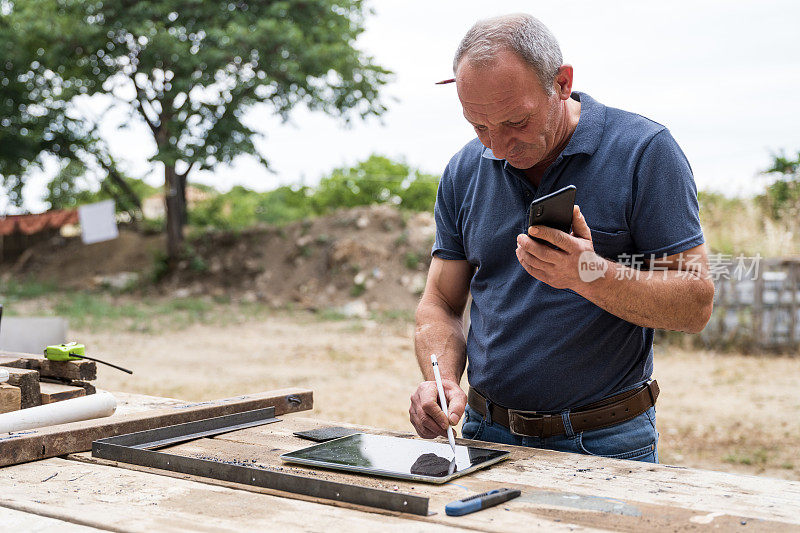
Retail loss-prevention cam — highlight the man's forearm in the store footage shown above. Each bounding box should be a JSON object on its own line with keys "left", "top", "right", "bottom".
{"left": 576, "top": 259, "right": 714, "bottom": 333}
{"left": 414, "top": 297, "right": 468, "bottom": 383}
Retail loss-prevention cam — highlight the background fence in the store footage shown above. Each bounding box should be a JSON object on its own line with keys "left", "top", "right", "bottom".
{"left": 699, "top": 258, "right": 800, "bottom": 351}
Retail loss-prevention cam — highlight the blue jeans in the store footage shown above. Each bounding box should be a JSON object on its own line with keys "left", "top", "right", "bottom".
{"left": 462, "top": 404, "right": 659, "bottom": 463}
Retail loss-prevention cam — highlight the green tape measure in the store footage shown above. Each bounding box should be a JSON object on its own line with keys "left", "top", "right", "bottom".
{"left": 44, "top": 342, "right": 86, "bottom": 361}
{"left": 44, "top": 342, "right": 133, "bottom": 374}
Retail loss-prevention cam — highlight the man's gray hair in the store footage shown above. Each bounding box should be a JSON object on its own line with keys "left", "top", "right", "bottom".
{"left": 453, "top": 14, "right": 563, "bottom": 94}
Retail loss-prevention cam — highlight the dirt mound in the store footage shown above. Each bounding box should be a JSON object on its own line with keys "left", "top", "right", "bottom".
{"left": 1, "top": 230, "right": 164, "bottom": 289}
{"left": 3, "top": 205, "right": 436, "bottom": 313}
{"left": 166, "top": 205, "right": 435, "bottom": 313}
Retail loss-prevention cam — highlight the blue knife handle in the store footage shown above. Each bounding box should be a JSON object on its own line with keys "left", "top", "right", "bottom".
{"left": 445, "top": 488, "right": 521, "bottom": 516}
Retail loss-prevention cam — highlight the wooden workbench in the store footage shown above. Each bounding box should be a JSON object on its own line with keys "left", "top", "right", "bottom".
{"left": 1, "top": 392, "right": 799, "bottom": 532}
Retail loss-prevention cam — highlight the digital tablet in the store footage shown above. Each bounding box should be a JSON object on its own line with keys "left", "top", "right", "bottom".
{"left": 280, "top": 433, "right": 510, "bottom": 484}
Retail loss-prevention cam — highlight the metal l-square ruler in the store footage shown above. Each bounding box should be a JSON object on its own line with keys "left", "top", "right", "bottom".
{"left": 92, "top": 407, "right": 429, "bottom": 516}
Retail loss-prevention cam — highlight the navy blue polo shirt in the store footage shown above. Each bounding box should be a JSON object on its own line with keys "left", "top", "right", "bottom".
{"left": 432, "top": 92, "right": 704, "bottom": 412}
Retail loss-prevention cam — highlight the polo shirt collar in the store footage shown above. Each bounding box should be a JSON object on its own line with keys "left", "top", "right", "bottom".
{"left": 562, "top": 91, "right": 605, "bottom": 157}
{"left": 480, "top": 91, "right": 606, "bottom": 161}
{"left": 481, "top": 148, "right": 502, "bottom": 160}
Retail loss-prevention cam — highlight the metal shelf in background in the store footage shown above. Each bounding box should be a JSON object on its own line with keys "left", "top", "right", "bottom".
{"left": 92, "top": 407, "right": 429, "bottom": 516}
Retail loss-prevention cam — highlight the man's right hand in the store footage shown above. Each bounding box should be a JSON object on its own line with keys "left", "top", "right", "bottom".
{"left": 409, "top": 379, "right": 467, "bottom": 439}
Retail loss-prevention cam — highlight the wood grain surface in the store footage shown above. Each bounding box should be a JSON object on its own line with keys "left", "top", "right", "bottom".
{"left": 0, "top": 388, "right": 312, "bottom": 466}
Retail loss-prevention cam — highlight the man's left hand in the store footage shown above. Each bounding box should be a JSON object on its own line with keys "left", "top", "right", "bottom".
{"left": 515, "top": 205, "right": 603, "bottom": 290}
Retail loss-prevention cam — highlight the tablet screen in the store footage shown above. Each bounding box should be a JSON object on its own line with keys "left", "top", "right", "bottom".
{"left": 280, "top": 433, "right": 509, "bottom": 484}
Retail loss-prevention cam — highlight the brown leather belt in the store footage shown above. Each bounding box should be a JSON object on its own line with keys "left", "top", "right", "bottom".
{"left": 467, "top": 380, "right": 659, "bottom": 438}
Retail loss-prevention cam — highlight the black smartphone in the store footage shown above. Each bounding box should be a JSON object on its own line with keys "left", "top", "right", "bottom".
{"left": 527, "top": 185, "right": 577, "bottom": 249}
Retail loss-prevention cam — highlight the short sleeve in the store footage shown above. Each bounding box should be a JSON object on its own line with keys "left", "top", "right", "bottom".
{"left": 630, "top": 129, "right": 705, "bottom": 256}
{"left": 431, "top": 163, "right": 467, "bottom": 260}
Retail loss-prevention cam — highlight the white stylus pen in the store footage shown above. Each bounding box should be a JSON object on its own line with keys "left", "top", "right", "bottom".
{"left": 430, "top": 353, "right": 457, "bottom": 456}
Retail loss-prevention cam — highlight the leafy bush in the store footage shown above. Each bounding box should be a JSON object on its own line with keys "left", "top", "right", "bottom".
{"left": 311, "top": 155, "right": 410, "bottom": 210}
{"left": 255, "top": 186, "right": 315, "bottom": 225}
{"left": 399, "top": 172, "right": 439, "bottom": 211}
{"left": 188, "top": 154, "right": 439, "bottom": 230}
{"left": 310, "top": 155, "right": 438, "bottom": 213}
{"left": 190, "top": 185, "right": 315, "bottom": 230}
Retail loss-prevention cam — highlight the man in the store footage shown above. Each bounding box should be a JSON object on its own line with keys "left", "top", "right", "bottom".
{"left": 409, "top": 14, "right": 714, "bottom": 462}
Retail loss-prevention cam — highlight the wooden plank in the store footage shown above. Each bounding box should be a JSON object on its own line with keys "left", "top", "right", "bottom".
{"left": 0, "top": 457, "right": 478, "bottom": 533}
{"left": 69, "top": 380, "right": 96, "bottom": 395}
{"left": 0, "top": 355, "right": 27, "bottom": 367}
{"left": 0, "top": 504, "right": 105, "bottom": 532}
{"left": 0, "top": 384, "right": 21, "bottom": 414}
{"left": 37, "top": 358, "right": 96, "bottom": 381}
{"left": 0, "top": 350, "right": 96, "bottom": 381}
{"left": 0, "top": 366, "right": 41, "bottom": 408}
{"left": 39, "top": 382, "right": 86, "bottom": 404}
{"left": 0, "top": 387, "right": 312, "bottom": 467}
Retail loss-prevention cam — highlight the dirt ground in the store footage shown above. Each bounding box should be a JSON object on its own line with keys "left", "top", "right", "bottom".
{"left": 78, "top": 310, "right": 800, "bottom": 481}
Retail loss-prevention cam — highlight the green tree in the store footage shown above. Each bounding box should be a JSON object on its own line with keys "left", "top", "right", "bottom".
{"left": 0, "top": 1, "right": 89, "bottom": 206}
{"left": 45, "top": 160, "right": 91, "bottom": 210}
{"left": 45, "top": 158, "right": 159, "bottom": 214}
{"left": 760, "top": 150, "right": 800, "bottom": 220}
{"left": 0, "top": 4, "right": 146, "bottom": 217}
{"left": 1, "top": 0, "right": 389, "bottom": 263}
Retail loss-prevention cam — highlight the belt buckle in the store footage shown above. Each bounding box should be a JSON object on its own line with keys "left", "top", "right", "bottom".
{"left": 508, "top": 409, "right": 552, "bottom": 437}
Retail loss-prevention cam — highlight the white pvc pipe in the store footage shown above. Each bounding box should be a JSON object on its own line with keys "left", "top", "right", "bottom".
{"left": 0, "top": 390, "right": 117, "bottom": 433}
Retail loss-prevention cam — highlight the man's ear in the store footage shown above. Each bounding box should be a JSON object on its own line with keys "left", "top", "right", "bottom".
{"left": 554, "top": 65, "right": 574, "bottom": 100}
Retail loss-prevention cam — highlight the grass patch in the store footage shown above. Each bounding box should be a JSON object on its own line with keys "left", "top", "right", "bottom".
{"left": 344, "top": 322, "right": 366, "bottom": 333}
{"left": 404, "top": 251, "right": 422, "bottom": 270}
{"left": 0, "top": 279, "right": 58, "bottom": 302}
{"left": 315, "top": 308, "right": 349, "bottom": 321}
{"left": 6, "top": 289, "right": 273, "bottom": 333}
{"left": 54, "top": 293, "right": 149, "bottom": 330}
{"left": 350, "top": 283, "right": 366, "bottom": 297}
{"left": 372, "top": 309, "right": 415, "bottom": 323}
{"left": 723, "top": 448, "right": 770, "bottom": 466}
{"left": 156, "top": 297, "right": 213, "bottom": 314}
{"left": 326, "top": 348, "right": 355, "bottom": 362}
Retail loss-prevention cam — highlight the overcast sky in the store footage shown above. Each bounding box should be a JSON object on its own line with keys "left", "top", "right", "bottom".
{"left": 16, "top": 0, "right": 800, "bottom": 213}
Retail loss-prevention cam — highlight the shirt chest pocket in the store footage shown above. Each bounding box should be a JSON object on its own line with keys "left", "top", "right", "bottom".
{"left": 590, "top": 229, "right": 632, "bottom": 261}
